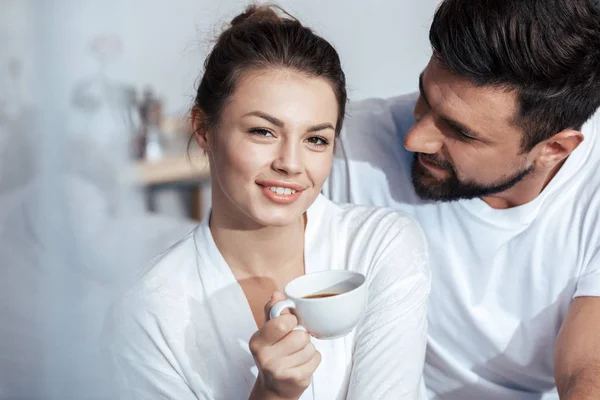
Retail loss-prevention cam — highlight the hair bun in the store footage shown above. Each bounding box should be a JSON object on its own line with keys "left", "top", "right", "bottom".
{"left": 230, "top": 4, "right": 294, "bottom": 27}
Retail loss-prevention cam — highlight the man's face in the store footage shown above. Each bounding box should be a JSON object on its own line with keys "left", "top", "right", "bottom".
{"left": 405, "top": 57, "right": 536, "bottom": 201}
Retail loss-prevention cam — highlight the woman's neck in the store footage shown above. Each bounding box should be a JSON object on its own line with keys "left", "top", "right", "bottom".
{"left": 209, "top": 208, "right": 306, "bottom": 280}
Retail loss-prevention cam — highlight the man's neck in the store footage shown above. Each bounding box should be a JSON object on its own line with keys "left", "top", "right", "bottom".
{"left": 481, "top": 159, "right": 566, "bottom": 209}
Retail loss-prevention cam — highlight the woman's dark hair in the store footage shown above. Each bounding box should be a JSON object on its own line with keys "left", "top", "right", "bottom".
{"left": 193, "top": 4, "right": 347, "bottom": 139}
{"left": 429, "top": 0, "right": 600, "bottom": 151}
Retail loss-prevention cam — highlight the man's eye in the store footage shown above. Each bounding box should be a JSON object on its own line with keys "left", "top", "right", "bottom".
{"left": 450, "top": 127, "right": 476, "bottom": 141}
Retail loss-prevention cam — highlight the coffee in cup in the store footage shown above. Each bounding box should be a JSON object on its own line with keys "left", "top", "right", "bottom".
{"left": 269, "top": 270, "right": 367, "bottom": 339}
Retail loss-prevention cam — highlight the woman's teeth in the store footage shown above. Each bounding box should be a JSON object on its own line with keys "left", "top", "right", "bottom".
{"left": 269, "top": 186, "right": 297, "bottom": 195}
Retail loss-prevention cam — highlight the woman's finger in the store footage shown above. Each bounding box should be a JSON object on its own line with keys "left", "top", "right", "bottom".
{"left": 258, "top": 313, "right": 299, "bottom": 345}
{"left": 276, "top": 332, "right": 316, "bottom": 369}
{"left": 263, "top": 291, "right": 289, "bottom": 322}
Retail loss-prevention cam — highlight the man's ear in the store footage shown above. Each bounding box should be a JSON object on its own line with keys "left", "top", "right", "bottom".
{"left": 191, "top": 106, "right": 211, "bottom": 151}
{"left": 533, "top": 129, "right": 584, "bottom": 170}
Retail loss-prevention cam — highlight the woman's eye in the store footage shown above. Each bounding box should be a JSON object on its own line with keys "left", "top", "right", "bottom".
{"left": 248, "top": 128, "right": 273, "bottom": 137}
{"left": 306, "top": 136, "right": 329, "bottom": 146}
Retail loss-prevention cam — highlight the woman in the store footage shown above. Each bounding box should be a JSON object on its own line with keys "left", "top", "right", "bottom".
{"left": 103, "top": 5, "right": 430, "bottom": 399}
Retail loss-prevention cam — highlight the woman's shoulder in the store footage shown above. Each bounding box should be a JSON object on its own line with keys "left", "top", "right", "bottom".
{"left": 318, "top": 198, "right": 429, "bottom": 284}
{"left": 109, "top": 230, "right": 201, "bottom": 319}
{"left": 102, "top": 227, "right": 217, "bottom": 356}
{"left": 325, "top": 197, "right": 423, "bottom": 238}
{"left": 324, "top": 197, "right": 427, "bottom": 259}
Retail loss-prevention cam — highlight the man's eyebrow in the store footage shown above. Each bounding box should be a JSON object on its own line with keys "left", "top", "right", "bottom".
{"left": 441, "top": 117, "right": 483, "bottom": 140}
{"left": 419, "top": 71, "right": 486, "bottom": 141}
{"left": 418, "top": 72, "right": 430, "bottom": 107}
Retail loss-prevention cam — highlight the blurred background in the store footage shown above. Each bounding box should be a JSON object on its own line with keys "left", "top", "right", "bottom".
{"left": 0, "top": 0, "right": 438, "bottom": 398}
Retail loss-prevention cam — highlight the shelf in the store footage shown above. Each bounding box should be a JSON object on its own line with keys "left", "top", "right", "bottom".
{"left": 135, "top": 153, "right": 210, "bottom": 186}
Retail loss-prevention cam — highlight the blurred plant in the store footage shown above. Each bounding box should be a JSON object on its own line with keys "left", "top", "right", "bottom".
{"left": 70, "top": 34, "right": 139, "bottom": 147}
{"left": 71, "top": 35, "right": 124, "bottom": 114}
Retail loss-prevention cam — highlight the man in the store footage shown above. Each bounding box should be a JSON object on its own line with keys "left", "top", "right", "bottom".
{"left": 324, "top": 0, "right": 600, "bottom": 398}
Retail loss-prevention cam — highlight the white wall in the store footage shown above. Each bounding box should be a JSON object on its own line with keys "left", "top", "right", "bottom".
{"left": 17, "top": 0, "right": 438, "bottom": 116}
{"left": 0, "top": 0, "right": 35, "bottom": 108}
{"left": 126, "top": 0, "right": 439, "bottom": 113}
{"left": 280, "top": 0, "right": 438, "bottom": 101}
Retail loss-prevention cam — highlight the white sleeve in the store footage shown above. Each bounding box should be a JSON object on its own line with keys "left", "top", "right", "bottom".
{"left": 323, "top": 93, "right": 419, "bottom": 207}
{"left": 102, "top": 304, "right": 212, "bottom": 400}
{"left": 574, "top": 248, "right": 600, "bottom": 298}
{"left": 346, "top": 215, "right": 430, "bottom": 400}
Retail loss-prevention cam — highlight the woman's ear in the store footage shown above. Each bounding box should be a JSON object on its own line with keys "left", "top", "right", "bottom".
{"left": 191, "top": 106, "right": 211, "bottom": 151}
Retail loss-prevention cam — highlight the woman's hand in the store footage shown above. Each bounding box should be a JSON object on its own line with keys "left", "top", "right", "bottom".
{"left": 248, "top": 291, "right": 321, "bottom": 400}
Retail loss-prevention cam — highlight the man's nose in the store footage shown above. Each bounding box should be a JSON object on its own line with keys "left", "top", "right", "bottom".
{"left": 404, "top": 115, "right": 444, "bottom": 154}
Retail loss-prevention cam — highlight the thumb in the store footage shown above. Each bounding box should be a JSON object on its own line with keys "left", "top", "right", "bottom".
{"left": 271, "top": 290, "right": 287, "bottom": 304}
{"left": 264, "top": 290, "right": 289, "bottom": 321}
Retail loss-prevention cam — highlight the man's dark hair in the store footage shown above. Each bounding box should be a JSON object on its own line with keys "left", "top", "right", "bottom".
{"left": 430, "top": 0, "right": 600, "bottom": 151}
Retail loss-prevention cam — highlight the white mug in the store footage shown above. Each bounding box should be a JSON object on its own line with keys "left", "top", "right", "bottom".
{"left": 269, "top": 270, "right": 367, "bottom": 339}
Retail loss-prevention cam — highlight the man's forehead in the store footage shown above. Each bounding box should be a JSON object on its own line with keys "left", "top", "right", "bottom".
{"left": 422, "top": 60, "right": 521, "bottom": 140}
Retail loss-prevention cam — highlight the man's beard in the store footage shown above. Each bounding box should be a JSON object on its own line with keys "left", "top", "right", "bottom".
{"left": 411, "top": 153, "right": 534, "bottom": 202}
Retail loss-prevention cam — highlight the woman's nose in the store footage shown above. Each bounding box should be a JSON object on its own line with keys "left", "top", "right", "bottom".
{"left": 272, "top": 141, "right": 303, "bottom": 175}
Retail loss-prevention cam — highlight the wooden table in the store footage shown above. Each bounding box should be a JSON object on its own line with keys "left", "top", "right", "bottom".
{"left": 135, "top": 153, "right": 210, "bottom": 186}
{"left": 135, "top": 153, "right": 210, "bottom": 220}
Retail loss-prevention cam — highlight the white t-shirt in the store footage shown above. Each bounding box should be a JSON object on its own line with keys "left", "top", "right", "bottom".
{"left": 323, "top": 93, "right": 600, "bottom": 400}
{"left": 103, "top": 195, "right": 430, "bottom": 400}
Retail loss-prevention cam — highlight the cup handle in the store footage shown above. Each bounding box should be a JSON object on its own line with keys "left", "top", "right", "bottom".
{"left": 269, "top": 299, "right": 307, "bottom": 332}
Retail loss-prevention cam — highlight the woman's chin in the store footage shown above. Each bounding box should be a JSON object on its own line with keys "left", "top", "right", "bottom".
{"left": 252, "top": 211, "right": 305, "bottom": 228}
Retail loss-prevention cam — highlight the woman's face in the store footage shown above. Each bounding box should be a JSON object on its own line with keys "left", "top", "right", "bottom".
{"left": 196, "top": 68, "right": 339, "bottom": 228}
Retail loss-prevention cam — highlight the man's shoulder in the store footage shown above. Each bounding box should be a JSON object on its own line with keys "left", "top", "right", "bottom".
{"left": 341, "top": 92, "right": 418, "bottom": 151}
{"left": 560, "top": 110, "right": 600, "bottom": 213}
{"left": 326, "top": 93, "right": 419, "bottom": 206}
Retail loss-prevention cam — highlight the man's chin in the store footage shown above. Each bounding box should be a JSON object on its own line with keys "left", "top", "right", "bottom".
{"left": 411, "top": 159, "right": 462, "bottom": 201}
{"left": 412, "top": 175, "right": 465, "bottom": 201}
{"left": 410, "top": 159, "right": 535, "bottom": 202}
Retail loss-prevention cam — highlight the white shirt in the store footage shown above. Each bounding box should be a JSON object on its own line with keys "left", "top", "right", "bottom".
{"left": 103, "top": 195, "right": 430, "bottom": 400}
{"left": 323, "top": 93, "right": 600, "bottom": 400}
